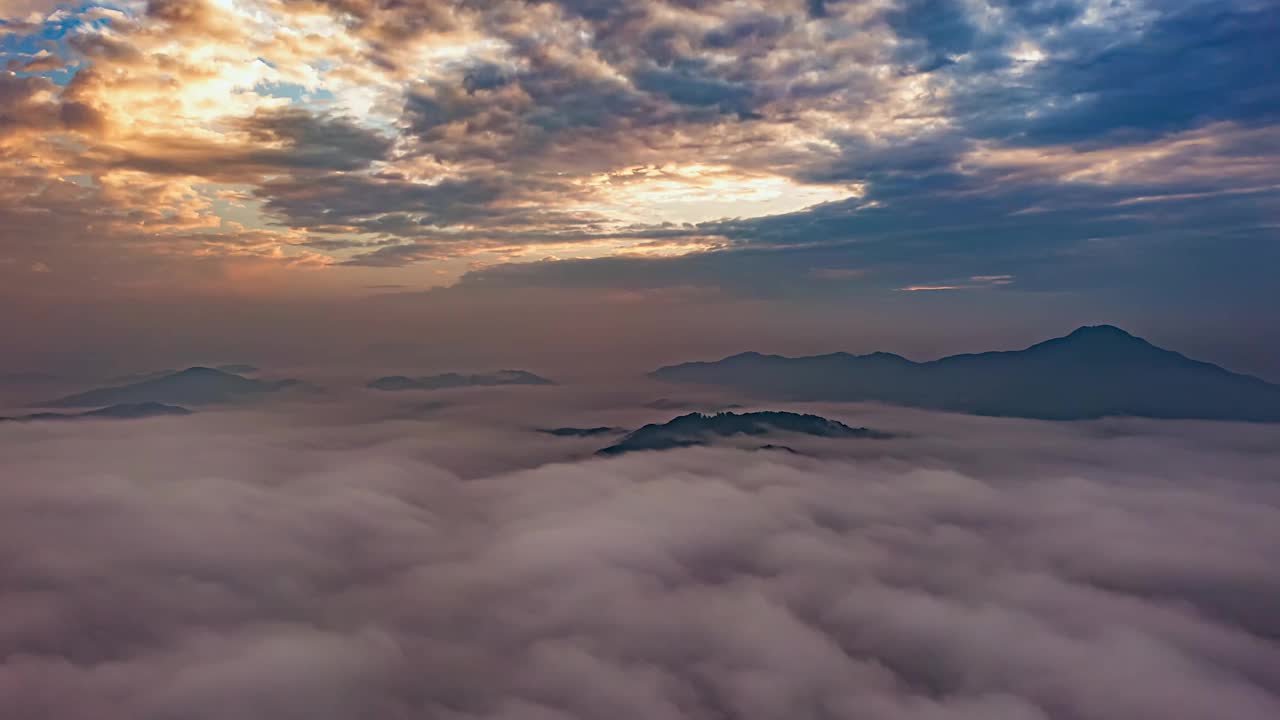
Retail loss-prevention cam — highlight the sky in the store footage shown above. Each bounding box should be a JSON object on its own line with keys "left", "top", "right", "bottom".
{"left": 1, "top": 0, "right": 1277, "bottom": 377}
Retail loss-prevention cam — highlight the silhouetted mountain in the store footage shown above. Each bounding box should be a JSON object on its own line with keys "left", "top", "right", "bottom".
{"left": 540, "top": 426, "right": 624, "bottom": 437}
{"left": 43, "top": 368, "right": 300, "bottom": 408}
{"left": 1, "top": 403, "right": 192, "bottom": 423}
{"left": 651, "top": 325, "right": 1280, "bottom": 421}
{"left": 111, "top": 364, "right": 259, "bottom": 385}
{"left": 82, "top": 403, "right": 193, "bottom": 419}
{"left": 110, "top": 369, "right": 178, "bottom": 384}
{"left": 369, "top": 370, "right": 555, "bottom": 391}
{"left": 597, "top": 411, "right": 889, "bottom": 456}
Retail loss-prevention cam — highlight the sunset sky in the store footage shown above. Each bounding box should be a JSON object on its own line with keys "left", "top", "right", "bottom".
{"left": 1, "top": 0, "right": 1276, "bottom": 376}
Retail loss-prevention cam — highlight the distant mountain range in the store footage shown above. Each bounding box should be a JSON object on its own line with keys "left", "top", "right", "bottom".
{"left": 597, "top": 411, "right": 890, "bottom": 456}
{"left": 651, "top": 325, "right": 1280, "bottom": 422}
{"left": 43, "top": 367, "right": 300, "bottom": 408}
{"left": 2, "top": 402, "right": 192, "bottom": 423}
{"left": 541, "top": 426, "right": 624, "bottom": 437}
{"left": 369, "top": 370, "right": 555, "bottom": 391}
{"left": 110, "top": 364, "right": 260, "bottom": 385}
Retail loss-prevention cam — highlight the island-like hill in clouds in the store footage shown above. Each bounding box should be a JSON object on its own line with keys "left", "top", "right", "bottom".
{"left": 109, "top": 364, "right": 260, "bottom": 385}
{"left": 597, "top": 411, "right": 891, "bottom": 456}
{"left": 42, "top": 367, "right": 301, "bottom": 408}
{"left": 369, "top": 370, "right": 555, "bottom": 391}
{"left": 540, "top": 426, "right": 624, "bottom": 437}
{"left": 651, "top": 325, "right": 1280, "bottom": 422}
{"left": 2, "top": 403, "right": 192, "bottom": 423}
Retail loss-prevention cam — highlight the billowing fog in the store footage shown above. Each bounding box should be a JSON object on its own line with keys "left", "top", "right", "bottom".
{"left": 3, "top": 383, "right": 1279, "bottom": 719}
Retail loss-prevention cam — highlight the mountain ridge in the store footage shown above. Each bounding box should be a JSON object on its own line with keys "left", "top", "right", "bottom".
{"left": 2, "top": 403, "right": 192, "bottom": 423}
{"left": 43, "top": 368, "right": 300, "bottom": 408}
{"left": 368, "top": 370, "right": 555, "bottom": 391}
{"left": 597, "top": 411, "right": 891, "bottom": 456}
{"left": 651, "top": 325, "right": 1280, "bottom": 421}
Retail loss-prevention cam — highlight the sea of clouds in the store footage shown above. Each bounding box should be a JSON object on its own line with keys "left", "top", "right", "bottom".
{"left": 2, "top": 384, "right": 1279, "bottom": 719}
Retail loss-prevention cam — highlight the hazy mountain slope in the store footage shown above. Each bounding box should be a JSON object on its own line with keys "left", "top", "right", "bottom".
{"left": 369, "top": 370, "right": 555, "bottom": 391}
{"left": 44, "top": 368, "right": 299, "bottom": 408}
{"left": 2, "top": 403, "right": 192, "bottom": 422}
{"left": 540, "top": 427, "right": 624, "bottom": 437}
{"left": 651, "top": 326, "right": 1280, "bottom": 421}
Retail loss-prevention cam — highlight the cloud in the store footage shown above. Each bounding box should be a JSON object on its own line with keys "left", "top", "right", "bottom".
{"left": 102, "top": 108, "right": 394, "bottom": 180}
{"left": 984, "top": 2, "right": 1280, "bottom": 145}
{"left": 2, "top": 394, "right": 1280, "bottom": 718}
{"left": 1, "top": 0, "right": 1279, "bottom": 376}
{"left": 0, "top": 72, "right": 103, "bottom": 135}
{"left": 0, "top": 0, "right": 66, "bottom": 20}
{"left": 437, "top": 117, "right": 1280, "bottom": 309}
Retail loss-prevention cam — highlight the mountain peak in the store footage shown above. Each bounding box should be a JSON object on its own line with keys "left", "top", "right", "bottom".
{"left": 368, "top": 369, "right": 555, "bottom": 391}
{"left": 1065, "top": 325, "right": 1138, "bottom": 341}
{"left": 43, "top": 365, "right": 294, "bottom": 407}
{"left": 650, "top": 326, "right": 1280, "bottom": 421}
{"left": 597, "top": 411, "right": 890, "bottom": 455}
{"left": 1037, "top": 325, "right": 1159, "bottom": 355}
{"left": 173, "top": 366, "right": 232, "bottom": 378}
{"left": 82, "top": 403, "right": 193, "bottom": 419}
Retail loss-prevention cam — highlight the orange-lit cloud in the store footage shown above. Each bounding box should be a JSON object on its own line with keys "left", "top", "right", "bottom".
{"left": 0, "top": 0, "right": 1276, "bottom": 361}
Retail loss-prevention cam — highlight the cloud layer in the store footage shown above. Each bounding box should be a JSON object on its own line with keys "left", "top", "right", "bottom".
{"left": 2, "top": 0, "right": 1278, "bottom": 378}
{"left": 3, "top": 393, "right": 1280, "bottom": 718}
{"left": 2, "top": 2, "right": 1276, "bottom": 274}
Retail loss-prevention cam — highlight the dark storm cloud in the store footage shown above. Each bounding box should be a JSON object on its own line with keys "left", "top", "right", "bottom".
{"left": 258, "top": 171, "right": 617, "bottom": 244}
{"left": 2, "top": 395, "right": 1280, "bottom": 718}
{"left": 447, "top": 120, "right": 1280, "bottom": 305}
{"left": 886, "top": 0, "right": 981, "bottom": 66}
{"left": 702, "top": 13, "right": 793, "bottom": 50}
{"left": 402, "top": 68, "right": 654, "bottom": 162}
{"left": 238, "top": 108, "right": 394, "bottom": 170}
{"left": 258, "top": 174, "right": 504, "bottom": 229}
{"left": 993, "top": 2, "right": 1280, "bottom": 146}
{"left": 0, "top": 72, "right": 102, "bottom": 135}
{"left": 396, "top": 4, "right": 790, "bottom": 168}
{"left": 283, "top": 0, "right": 463, "bottom": 46}
{"left": 632, "top": 59, "right": 760, "bottom": 118}
{"left": 325, "top": 0, "right": 1280, "bottom": 274}
{"left": 338, "top": 240, "right": 451, "bottom": 266}
{"left": 812, "top": 1, "right": 1280, "bottom": 179}
{"left": 107, "top": 108, "right": 394, "bottom": 179}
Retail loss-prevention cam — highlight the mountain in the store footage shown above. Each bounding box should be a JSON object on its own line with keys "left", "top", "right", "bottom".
{"left": 80, "top": 403, "right": 193, "bottom": 419}
{"left": 43, "top": 368, "right": 300, "bottom": 408}
{"left": 540, "top": 426, "right": 624, "bottom": 437}
{"left": 111, "top": 364, "right": 259, "bottom": 385}
{"left": 651, "top": 325, "right": 1280, "bottom": 422}
{"left": 1, "top": 402, "right": 192, "bottom": 423}
{"left": 369, "top": 370, "right": 555, "bottom": 391}
{"left": 597, "top": 411, "right": 890, "bottom": 456}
